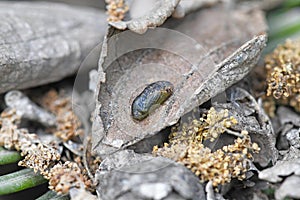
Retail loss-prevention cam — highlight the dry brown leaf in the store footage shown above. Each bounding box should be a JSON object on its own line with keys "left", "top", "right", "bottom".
{"left": 92, "top": 5, "right": 267, "bottom": 156}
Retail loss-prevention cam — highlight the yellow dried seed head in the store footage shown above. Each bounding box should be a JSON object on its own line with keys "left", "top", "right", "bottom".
{"left": 105, "top": 0, "right": 129, "bottom": 22}
{"left": 153, "top": 108, "right": 260, "bottom": 187}
{"left": 265, "top": 39, "right": 300, "bottom": 112}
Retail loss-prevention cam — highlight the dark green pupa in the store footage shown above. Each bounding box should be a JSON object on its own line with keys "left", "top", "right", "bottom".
{"left": 131, "top": 81, "right": 174, "bottom": 121}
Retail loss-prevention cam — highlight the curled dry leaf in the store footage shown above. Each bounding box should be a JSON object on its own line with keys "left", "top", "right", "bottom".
{"left": 0, "top": 2, "right": 106, "bottom": 94}
{"left": 212, "top": 87, "right": 278, "bottom": 167}
{"left": 277, "top": 106, "right": 300, "bottom": 127}
{"left": 92, "top": 5, "right": 267, "bottom": 155}
{"left": 237, "top": 0, "right": 286, "bottom": 10}
{"left": 109, "top": 0, "right": 181, "bottom": 33}
{"left": 109, "top": 0, "right": 225, "bottom": 33}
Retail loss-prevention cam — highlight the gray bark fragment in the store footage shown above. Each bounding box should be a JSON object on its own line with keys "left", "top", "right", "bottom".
{"left": 0, "top": 2, "right": 106, "bottom": 93}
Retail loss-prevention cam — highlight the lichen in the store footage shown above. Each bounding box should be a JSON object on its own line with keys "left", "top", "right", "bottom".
{"left": 265, "top": 39, "right": 300, "bottom": 112}
{"left": 153, "top": 107, "right": 260, "bottom": 187}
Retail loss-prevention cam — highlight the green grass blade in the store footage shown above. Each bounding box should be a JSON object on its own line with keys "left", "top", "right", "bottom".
{"left": 0, "top": 168, "right": 47, "bottom": 195}
{"left": 283, "top": 0, "right": 300, "bottom": 9}
{"left": 0, "top": 147, "right": 22, "bottom": 165}
{"left": 269, "top": 22, "right": 300, "bottom": 42}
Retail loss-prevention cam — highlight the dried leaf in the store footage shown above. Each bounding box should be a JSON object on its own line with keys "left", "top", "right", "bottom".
{"left": 0, "top": 2, "right": 106, "bottom": 94}
{"left": 109, "top": 0, "right": 181, "bottom": 33}
{"left": 212, "top": 87, "right": 278, "bottom": 167}
{"left": 92, "top": 5, "right": 267, "bottom": 156}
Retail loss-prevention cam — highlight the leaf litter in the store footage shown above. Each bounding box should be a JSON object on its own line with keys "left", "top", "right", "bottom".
{"left": 1, "top": 0, "right": 300, "bottom": 200}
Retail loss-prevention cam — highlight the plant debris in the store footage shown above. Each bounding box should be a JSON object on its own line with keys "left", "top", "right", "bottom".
{"left": 108, "top": 0, "right": 181, "bottom": 33}
{"left": 0, "top": 108, "right": 61, "bottom": 176}
{"left": 105, "top": 0, "right": 129, "bottom": 22}
{"left": 153, "top": 107, "right": 260, "bottom": 187}
{"left": 174, "top": 0, "right": 221, "bottom": 18}
{"left": 48, "top": 161, "right": 93, "bottom": 194}
{"left": 266, "top": 39, "right": 300, "bottom": 112}
{"left": 0, "top": 1, "right": 106, "bottom": 94}
{"left": 1, "top": 1, "right": 299, "bottom": 200}
{"left": 41, "top": 90, "right": 84, "bottom": 141}
{"left": 214, "top": 87, "right": 278, "bottom": 167}
{"left": 257, "top": 104, "right": 300, "bottom": 199}
{"left": 92, "top": 4, "right": 267, "bottom": 156}
{"left": 5, "top": 90, "right": 56, "bottom": 127}
{"left": 0, "top": 91, "right": 98, "bottom": 195}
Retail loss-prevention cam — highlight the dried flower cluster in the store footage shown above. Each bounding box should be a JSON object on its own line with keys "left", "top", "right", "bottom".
{"left": 153, "top": 107, "right": 260, "bottom": 186}
{"left": 0, "top": 109, "right": 60, "bottom": 175}
{"left": 0, "top": 105, "right": 94, "bottom": 194}
{"left": 48, "top": 161, "right": 92, "bottom": 194}
{"left": 105, "top": 0, "right": 129, "bottom": 22}
{"left": 265, "top": 39, "right": 300, "bottom": 112}
{"left": 42, "top": 90, "right": 83, "bottom": 141}
{"left": 170, "top": 108, "right": 238, "bottom": 144}
{"left": 74, "top": 150, "right": 102, "bottom": 179}
{"left": 19, "top": 143, "right": 61, "bottom": 175}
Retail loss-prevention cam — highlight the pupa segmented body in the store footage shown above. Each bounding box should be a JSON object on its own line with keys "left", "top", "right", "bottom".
{"left": 132, "top": 81, "right": 174, "bottom": 121}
